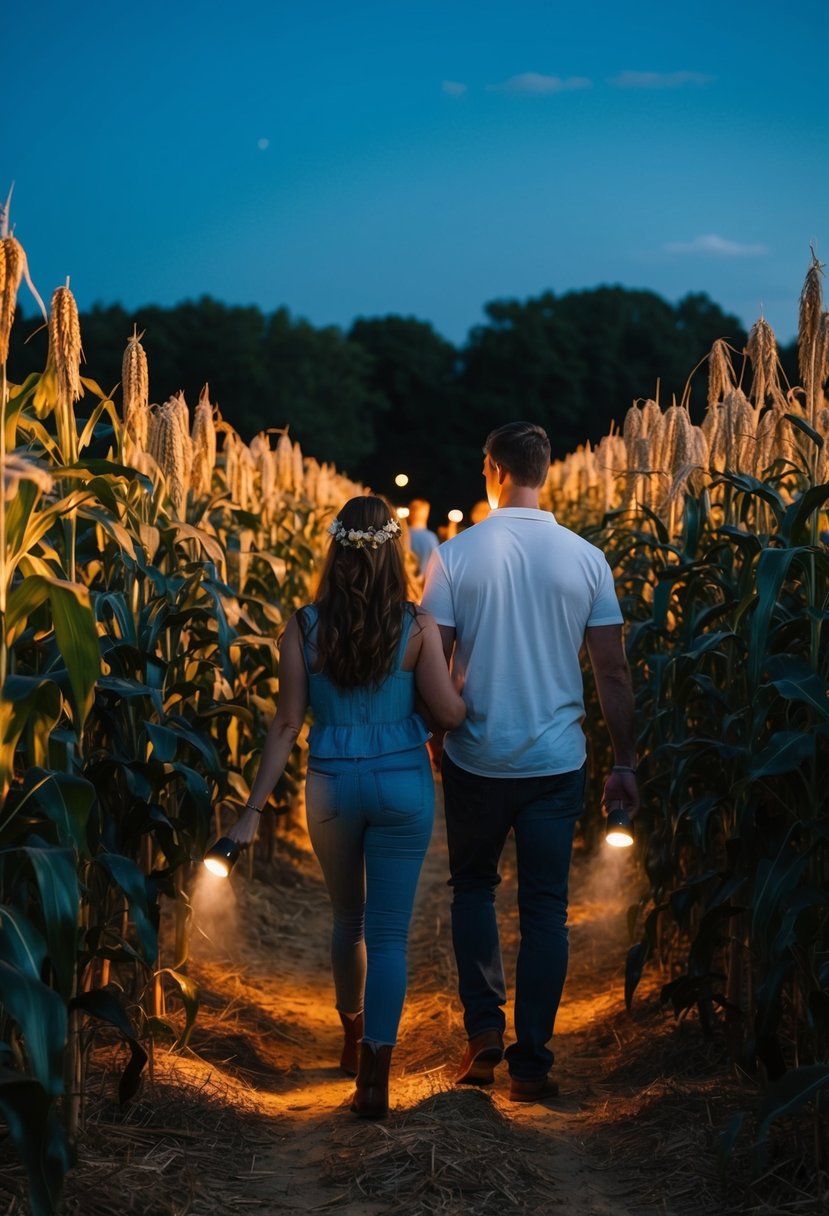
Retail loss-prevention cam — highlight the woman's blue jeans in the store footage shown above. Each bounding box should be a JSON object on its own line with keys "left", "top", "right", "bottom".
{"left": 442, "top": 755, "right": 586, "bottom": 1081}
{"left": 305, "top": 747, "right": 434, "bottom": 1047}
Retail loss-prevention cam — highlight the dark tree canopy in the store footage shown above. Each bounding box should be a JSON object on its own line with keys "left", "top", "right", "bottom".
{"left": 7, "top": 284, "right": 787, "bottom": 519}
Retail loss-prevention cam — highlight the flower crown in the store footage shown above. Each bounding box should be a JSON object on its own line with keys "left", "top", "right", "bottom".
{"left": 328, "top": 517, "right": 401, "bottom": 550}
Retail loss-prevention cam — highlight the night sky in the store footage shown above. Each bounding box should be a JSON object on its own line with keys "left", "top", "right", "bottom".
{"left": 6, "top": 0, "right": 827, "bottom": 343}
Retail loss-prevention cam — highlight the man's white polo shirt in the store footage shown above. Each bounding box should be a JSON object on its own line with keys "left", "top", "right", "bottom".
{"left": 421, "top": 507, "right": 623, "bottom": 778}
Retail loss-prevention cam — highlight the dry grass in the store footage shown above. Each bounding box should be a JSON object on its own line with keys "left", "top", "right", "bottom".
{"left": 1, "top": 823, "right": 825, "bottom": 1215}
{"left": 563, "top": 984, "right": 829, "bottom": 1216}
{"left": 0, "top": 1054, "right": 274, "bottom": 1216}
{"left": 326, "top": 1088, "right": 564, "bottom": 1215}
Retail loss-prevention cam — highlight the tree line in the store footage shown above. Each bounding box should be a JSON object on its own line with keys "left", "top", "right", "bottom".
{"left": 9, "top": 286, "right": 795, "bottom": 518}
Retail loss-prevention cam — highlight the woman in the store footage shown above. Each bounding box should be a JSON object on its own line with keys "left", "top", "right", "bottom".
{"left": 228, "top": 495, "right": 466, "bottom": 1118}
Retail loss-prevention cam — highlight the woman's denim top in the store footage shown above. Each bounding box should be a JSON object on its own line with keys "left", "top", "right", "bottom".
{"left": 300, "top": 604, "right": 429, "bottom": 760}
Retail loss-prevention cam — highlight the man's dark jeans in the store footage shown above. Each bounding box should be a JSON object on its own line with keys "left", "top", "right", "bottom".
{"left": 441, "top": 754, "right": 586, "bottom": 1081}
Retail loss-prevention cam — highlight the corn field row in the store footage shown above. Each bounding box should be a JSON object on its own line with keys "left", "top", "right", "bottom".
{"left": 544, "top": 256, "right": 829, "bottom": 1168}
{"left": 1, "top": 209, "right": 828, "bottom": 1213}
{"left": 0, "top": 220, "right": 367, "bottom": 1214}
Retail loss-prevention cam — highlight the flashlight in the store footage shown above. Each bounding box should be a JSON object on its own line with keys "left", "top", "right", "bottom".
{"left": 605, "top": 802, "right": 634, "bottom": 848}
{"left": 203, "top": 836, "right": 241, "bottom": 877}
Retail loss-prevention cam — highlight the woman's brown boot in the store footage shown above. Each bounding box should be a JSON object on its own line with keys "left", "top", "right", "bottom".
{"left": 351, "top": 1042, "right": 392, "bottom": 1119}
{"left": 338, "top": 1011, "right": 363, "bottom": 1076}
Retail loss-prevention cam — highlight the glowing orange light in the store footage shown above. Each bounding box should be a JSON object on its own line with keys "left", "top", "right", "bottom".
{"left": 447, "top": 509, "right": 463, "bottom": 524}
{"left": 397, "top": 506, "right": 410, "bottom": 519}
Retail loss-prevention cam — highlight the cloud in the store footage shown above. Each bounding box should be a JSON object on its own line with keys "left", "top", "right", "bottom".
{"left": 664, "top": 234, "right": 769, "bottom": 257}
{"left": 442, "top": 80, "right": 468, "bottom": 97}
{"left": 611, "top": 70, "right": 713, "bottom": 89}
{"left": 488, "top": 73, "right": 592, "bottom": 95}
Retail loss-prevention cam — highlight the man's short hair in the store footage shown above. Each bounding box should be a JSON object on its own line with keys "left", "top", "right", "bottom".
{"left": 484, "top": 422, "right": 551, "bottom": 487}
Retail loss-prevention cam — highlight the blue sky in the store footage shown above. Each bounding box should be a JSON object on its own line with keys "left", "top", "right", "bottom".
{"left": 6, "top": 0, "right": 826, "bottom": 344}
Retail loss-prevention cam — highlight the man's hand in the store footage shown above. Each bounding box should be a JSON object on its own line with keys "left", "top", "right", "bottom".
{"left": 601, "top": 769, "right": 640, "bottom": 817}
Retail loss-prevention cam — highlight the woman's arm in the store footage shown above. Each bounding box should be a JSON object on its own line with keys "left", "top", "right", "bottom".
{"left": 414, "top": 613, "right": 466, "bottom": 731}
{"left": 227, "top": 613, "right": 309, "bottom": 846}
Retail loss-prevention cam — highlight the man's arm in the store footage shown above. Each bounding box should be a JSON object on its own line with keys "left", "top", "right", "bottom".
{"left": 585, "top": 624, "right": 639, "bottom": 815}
{"left": 437, "top": 624, "right": 456, "bottom": 664}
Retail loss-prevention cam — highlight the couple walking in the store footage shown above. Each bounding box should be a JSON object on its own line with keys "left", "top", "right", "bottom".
{"left": 229, "top": 421, "right": 639, "bottom": 1118}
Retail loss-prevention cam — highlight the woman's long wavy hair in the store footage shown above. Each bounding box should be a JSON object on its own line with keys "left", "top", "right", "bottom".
{"left": 309, "top": 496, "right": 412, "bottom": 688}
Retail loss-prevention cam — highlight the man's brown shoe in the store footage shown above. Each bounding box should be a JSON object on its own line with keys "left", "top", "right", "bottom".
{"left": 455, "top": 1029, "right": 504, "bottom": 1085}
{"left": 508, "top": 1075, "right": 560, "bottom": 1103}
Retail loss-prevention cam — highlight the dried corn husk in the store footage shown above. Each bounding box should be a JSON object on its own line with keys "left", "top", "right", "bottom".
{"left": 798, "top": 253, "right": 824, "bottom": 395}
{"left": 641, "top": 399, "right": 662, "bottom": 439}
{"left": 122, "top": 327, "right": 150, "bottom": 458}
{"left": 149, "top": 397, "right": 190, "bottom": 516}
{"left": 47, "top": 285, "right": 83, "bottom": 407}
{"left": 622, "top": 403, "right": 643, "bottom": 465}
{"left": 304, "top": 457, "right": 320, "bottom": 503}
{"left": 746, "top": 318, "right": 783, "bottom": 411}
{"left": 258, "top": 444, "right": 276, "bottom": 512}
{"left": 0, "top": 236, "right": 24, "bottom": 365}
{"left": 275, "top": 433, "right": 294, "bottom": 492}
{"left": 164, "top": 391, "right": 193, "bottom": 489}
{"left": 292, "top": 440, "right": 305, "bottom": 495}
{"left": 708, "top": 338, "right": 735, "bottom": 409}
{"left": 191, "top": 385, "right": 217, "bottom": 498}
{"left": 720, "top": 389, "right": 755, "bottom": 472}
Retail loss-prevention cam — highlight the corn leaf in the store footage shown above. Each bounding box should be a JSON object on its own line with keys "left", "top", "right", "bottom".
{"left": 748, "top": 730, "right": 815, "bottom": 779}
{"left": 69, "top": 988, "right": 148, "bottom": 1104}
{"left": 9, "top": 843, "right": 79, "bottom": 999}
{"left": 0, "top": 677, "right": 62, "bottom": 795}
{"left": 0, "top": 1068, "right": 70, "bottom": 1216}
{"left": 0, "top": 962, "right": 66, "bottom": 1096}
{"left": 95, "top": 853, "right": 157, "bottom": 962}
{"left": 158, "top": 967, "right": 200, "bottom": 1049}
{"left": 755, "top": 1065, "right": 829, "bottom": 1146}
{"left": 0, "top": 906, "right": 49, "bottom": 979}
{"left": 763, "top": 656, "right": 829, "bottom": 721}
{"left": 6, "top": 577, "right": 100, "bottom": 732}
{"left": 21, "top": 769, "right": 96, "bottom": 855}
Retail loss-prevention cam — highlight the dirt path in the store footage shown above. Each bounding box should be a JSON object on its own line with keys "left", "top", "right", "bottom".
{"left": 180, "top": 788, "right": 659, "bottom": 1216}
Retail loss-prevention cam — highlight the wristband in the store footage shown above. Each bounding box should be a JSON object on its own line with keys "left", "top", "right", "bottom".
{"left": 611, "top": 765, "right": 637, "bottom": 775}
{"left": 244, "top": 802, "right": 263, "bottom": 814}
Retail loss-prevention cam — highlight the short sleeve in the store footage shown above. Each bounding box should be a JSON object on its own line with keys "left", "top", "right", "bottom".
{"left": 421, "top": 550, "right": 455, "bottom": 627}
{"left": 586, "top": 558, "right": 623, "bottom": 627}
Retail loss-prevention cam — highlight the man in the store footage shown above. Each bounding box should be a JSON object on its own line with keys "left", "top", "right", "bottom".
{"left": 421, "top": 421, "right": 638, "bottom": 1101}
{"left": 407, "top": 499, "right": 439, "bottom": 570}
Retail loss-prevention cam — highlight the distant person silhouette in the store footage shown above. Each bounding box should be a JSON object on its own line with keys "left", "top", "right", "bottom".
{"left": 407, "top": 499, "right": 439, "bottom": 570}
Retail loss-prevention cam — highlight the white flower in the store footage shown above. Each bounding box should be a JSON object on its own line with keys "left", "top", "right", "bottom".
{"left": 329, "top": 515, "right": 402, "bottom": 550}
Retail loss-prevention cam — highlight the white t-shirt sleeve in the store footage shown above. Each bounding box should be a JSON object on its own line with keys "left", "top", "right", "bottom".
{"left": 586, "top": 558, "right": 624, "bottom": 627}
{"left": 421, "top": 550, "right": 455, "bottom": 627}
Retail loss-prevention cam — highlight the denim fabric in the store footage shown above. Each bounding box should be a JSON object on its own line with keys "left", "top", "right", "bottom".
{"left": 441, "top": 755, "right": 586, "bottom": 1080}
{"left": 301, "top": 605, "right": 429, "bottom": 758}
{"left": 305, "top": 747, "right": 434, "bottom": 1046}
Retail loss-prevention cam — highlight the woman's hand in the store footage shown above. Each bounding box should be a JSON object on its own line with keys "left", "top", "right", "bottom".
{"left": 225, "top": 805, "right": 262, "bottom": 849}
